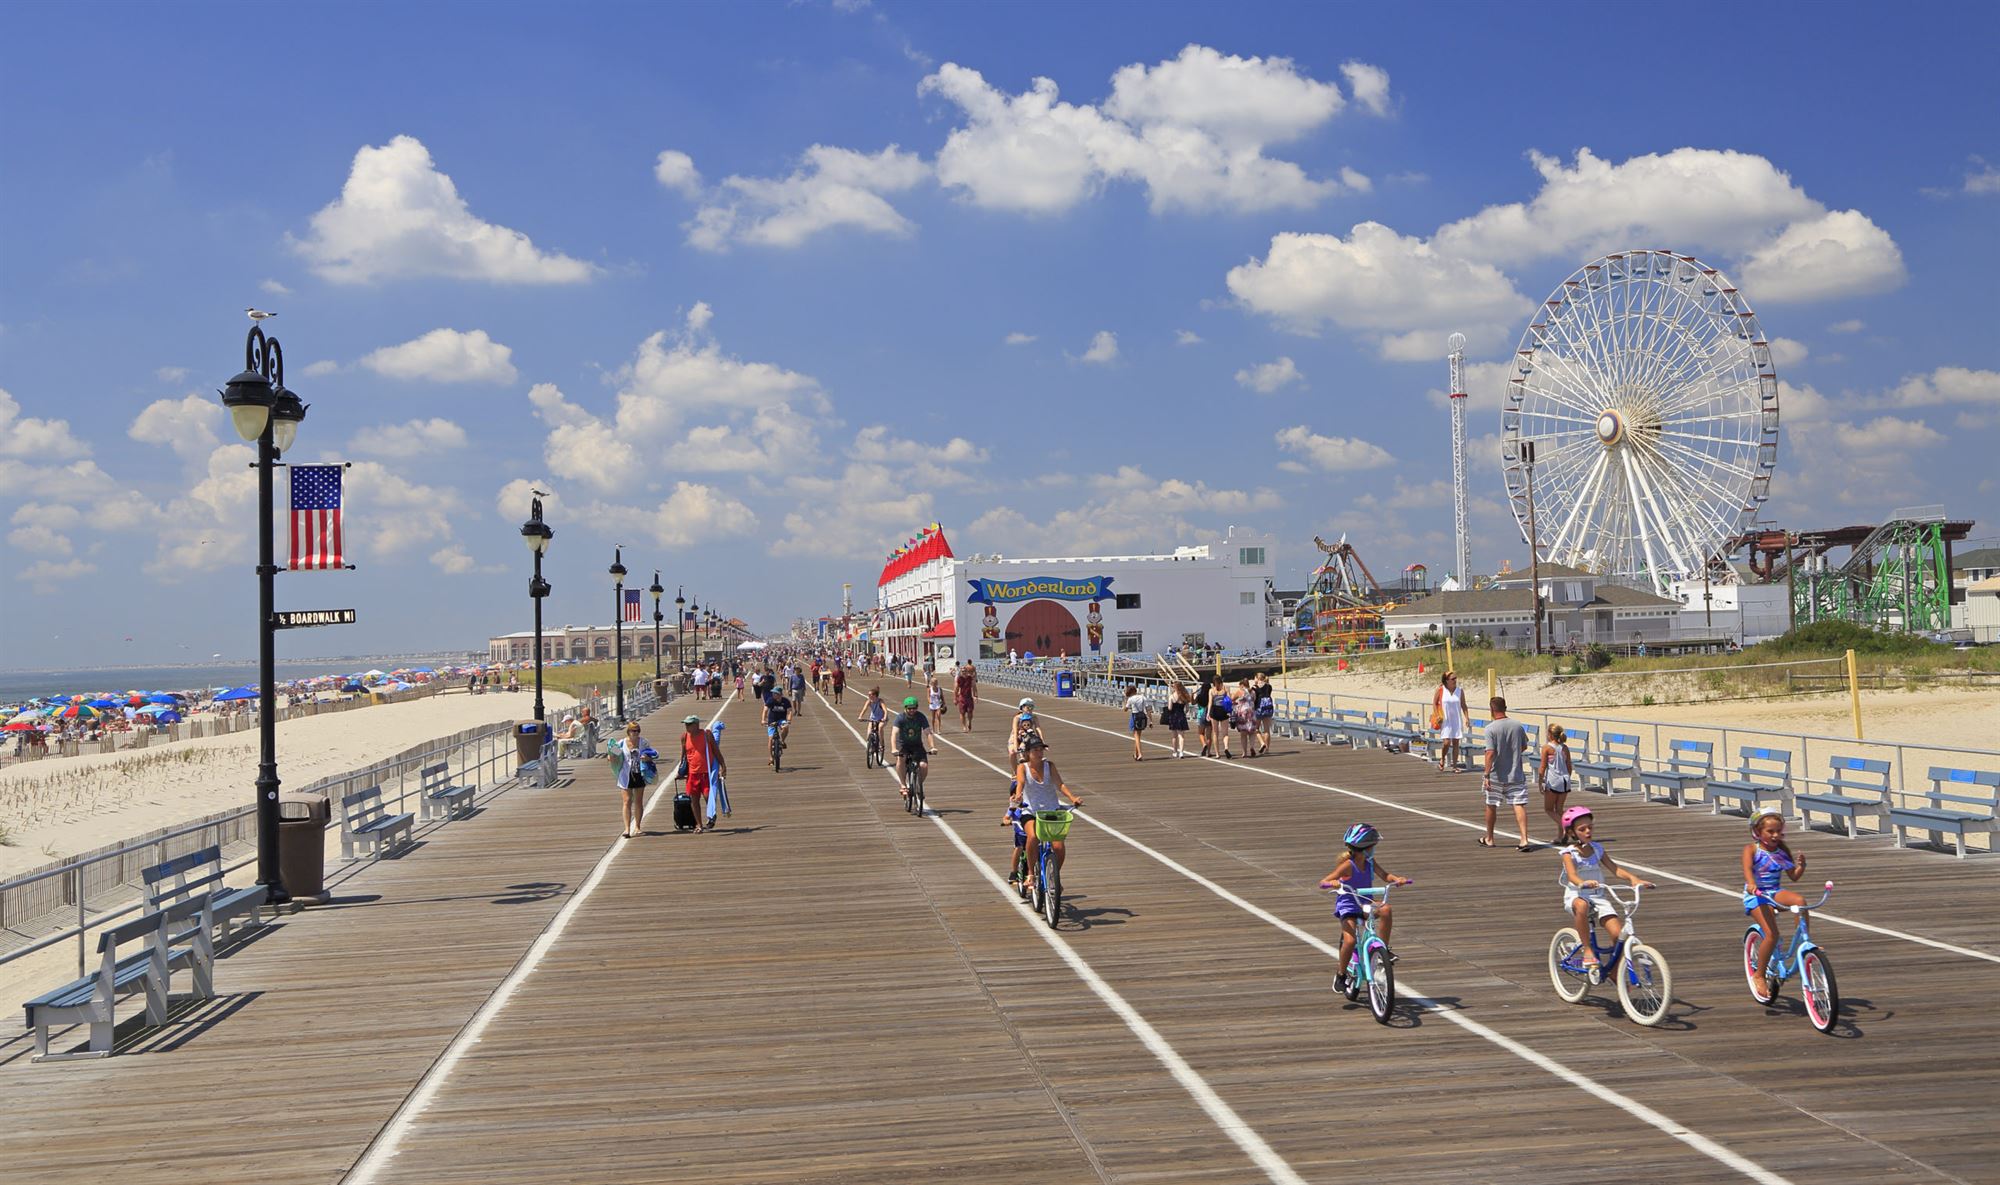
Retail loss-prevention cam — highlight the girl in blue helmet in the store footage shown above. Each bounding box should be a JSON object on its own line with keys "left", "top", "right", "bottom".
{"left": 1319, "top": 823, "right": 1411, "bottom": 995}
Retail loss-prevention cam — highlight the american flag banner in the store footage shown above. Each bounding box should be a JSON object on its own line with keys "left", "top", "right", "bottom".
{"left": 623, "top": 589, "right": 643, "bottom": 622}
{"left": 684, "top": 609, "right": 697, "bottom": 627}
{"left": 289, "top": 465, "right": 344, "bottom": 571}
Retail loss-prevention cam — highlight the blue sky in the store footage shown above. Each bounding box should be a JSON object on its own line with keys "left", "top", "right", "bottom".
{"left": 3, "top": 1, "right": 1997, "bottom": 669}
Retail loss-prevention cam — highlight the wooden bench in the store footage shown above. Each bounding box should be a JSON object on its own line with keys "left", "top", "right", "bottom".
{"left": 341, "top": 785, "right": 414, "bottom": 860}
{"left": 143, "top": 845, "right": 268, "bottom": 944}
{"left": 1708, "top": 747, "right": 1794, "bottom": 817}
{"left": 1796, "top": 756, "right": 1893, "bottom": 839}
{"left": 23, "top": 892, "right": 215, "bottom": 1061}
{"left": 1639, "top": 739, "right": 1712, "bottom": 808}
{"left": 1891, "top": 767, "right": 2000, "bottom": 858}
{"left": 1299, "top": 709, "right": 1366, "bottom": 747}
{"left": 1377, "top": 713, "right": 1424, "bottom": 754}
{"left": 419, "top": 761, "right": 475, "bottom": 820}
{"left": 1576, "top": 732, "right": 1641, "bottom": 796}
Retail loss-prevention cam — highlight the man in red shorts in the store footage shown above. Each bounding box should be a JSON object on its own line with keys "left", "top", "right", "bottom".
{"left": 679, "top": 714, "right": 726, "bottom": 832}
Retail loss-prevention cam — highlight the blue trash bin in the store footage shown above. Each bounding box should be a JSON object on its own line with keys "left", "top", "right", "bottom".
{"left": 1055, "top": 672, "right": 1075, "bottom": 698}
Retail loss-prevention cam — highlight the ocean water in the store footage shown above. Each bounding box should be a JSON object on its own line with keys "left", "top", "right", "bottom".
{"left": 0, "top": 661, "right": 444, "bottom": 703}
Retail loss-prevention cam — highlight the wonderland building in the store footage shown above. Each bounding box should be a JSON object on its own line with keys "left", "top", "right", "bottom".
{"left": 875, "top": 524, "right": 1281, "bottom": 671}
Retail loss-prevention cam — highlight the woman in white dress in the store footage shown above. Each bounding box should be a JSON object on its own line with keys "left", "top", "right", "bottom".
{"left": 1433, "top": 670, "right": 1467, "bottom": 773}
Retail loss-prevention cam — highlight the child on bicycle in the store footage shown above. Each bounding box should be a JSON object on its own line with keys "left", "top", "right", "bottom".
{"left": 1318, "top": 823, "right": 1410, "bottom": 995}
{"left": 1002, "top": 795, "right": 1032, "bottom": 889}
{"left": 856, "top": 687, "right": 887, "bottom": 752}
{"left": 1742, "top": 807, "right": 1810, "bottom": 998}
{"left": 1557, "top": 807, "right": 1653, "bottom": 969}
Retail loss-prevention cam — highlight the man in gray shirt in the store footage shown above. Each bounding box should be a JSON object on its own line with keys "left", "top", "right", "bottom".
{"left": 1481, "top": 696, "right": 1533, "bottom": 850}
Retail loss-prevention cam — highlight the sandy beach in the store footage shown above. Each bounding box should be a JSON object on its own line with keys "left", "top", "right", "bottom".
{"left": 0, "top": 689, "right": 576, "bottom": 879}
{"left": 1276, "top": 665, "right": 2000, "bottom": 752}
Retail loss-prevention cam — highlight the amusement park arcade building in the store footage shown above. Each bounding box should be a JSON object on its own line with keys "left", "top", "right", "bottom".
{"left": 877, "top": 526, "right": 1280, "bottom": 669}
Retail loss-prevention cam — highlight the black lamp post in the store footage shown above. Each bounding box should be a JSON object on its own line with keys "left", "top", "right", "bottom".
{"left": 520, "top": 496, "right": 554, "bottom": 723}
{"left": 674, "top": 588, "right": 686, "bottom": 671}
{"left": 609, "top": 548, "right": 628, "bottom": 722}
{"left": 218, "top": 324, "right": 307, "bottom": 907}
{"left": 689, "top": 595, "right": 701, "bottom": 669}
{"left": 650, "top": 572, "right": 665, "bottom": 681}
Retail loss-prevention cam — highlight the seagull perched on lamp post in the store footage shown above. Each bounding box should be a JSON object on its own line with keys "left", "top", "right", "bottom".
{"left": 245, "top": 307, "right": 277, "bottom": 323}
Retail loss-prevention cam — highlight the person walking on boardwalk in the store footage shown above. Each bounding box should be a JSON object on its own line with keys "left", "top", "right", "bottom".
{"left": 955, "top": 661, "right": 977, "bottom": 732}
{"left": 1161, "top": 681, "right": 1191, "bottom": 757}
{"left": 1433, "top": 671, "right": 1468, "bottom": 773}
{"left": 927, "top": 674, "right": 946, "bottom": 728}
{"left": 1538, "top": 723, "right": 1576, "bottom": 845}
{"left": 611, "top": 720, "right": 654, "bottom": 839}
{"left": 679, "top": 714, "right": 726, "bottom": 833}
{"left": 1252, "top": 672, "right": 1275, "bottom": 756}
{"left": 1479, "top": 697, "right": 1533, "bottom": 851}
{"left": 830, "top": 662, "right": 846, "bottom": 705}
{"left": 1123, "top": 684, "right": 1151, "bottom": 760}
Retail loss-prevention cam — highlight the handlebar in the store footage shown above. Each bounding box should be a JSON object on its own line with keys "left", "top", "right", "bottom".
{"left": 1794, "top": 881, "right": 1835, "bottom": 913}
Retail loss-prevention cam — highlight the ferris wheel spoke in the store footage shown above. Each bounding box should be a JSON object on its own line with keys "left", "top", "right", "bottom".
{"left": 1627, "top": 450, "right": 1696, "bottom": 578}
{"left": 1618, "top": 450, "right": 1674, "bottom": 588}
{"left": 1634, "top": 446, "right": 1737, "bottom": 556}
{"left": 1546, "top": 449, "right": 1609, "bottom": 559}
{"left": 1648, "top": 433, "right": 1761, "bottom": 483}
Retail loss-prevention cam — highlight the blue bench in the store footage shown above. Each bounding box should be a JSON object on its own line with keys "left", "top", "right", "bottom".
{"left": 419, "top": 761, "right": 475, "bottom": 821}
{"left": 24, "top": 892, "right": 215, "bottom": 1061}
{"left": 341, "top": 785, "right": 414, "bottom": 860}
{"left": 1640, "top": 739, "right": 1713, "bottom": 808}
{"left": 1301, "top": 709, "right": 1368, "bottom": 747}
{"left": 1891, "top": 767, "right": 2000, "bottom": 858}
{"left": 1576, "top": 732, "right": 1640, "bottom": 796}
{"left": 1795, "top": 757, "right": 1892, "bottom": 839}
{"left": 142, "top": 844, "right": 268, "bottom": 944}
{"left": 1708, "top": 747, "right": 1794, "bottom": 817}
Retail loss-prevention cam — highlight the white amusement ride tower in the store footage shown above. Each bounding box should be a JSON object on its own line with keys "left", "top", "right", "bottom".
{"left": 1501, "top": 250, "right": 1780, "bottom": 596}
{"left": 1447, "top": 332, "right": 1470, "bottom": 586}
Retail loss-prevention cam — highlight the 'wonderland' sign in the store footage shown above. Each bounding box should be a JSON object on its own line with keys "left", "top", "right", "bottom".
{"left": 967, "top": 576, "right": 1114, "bottom": 604}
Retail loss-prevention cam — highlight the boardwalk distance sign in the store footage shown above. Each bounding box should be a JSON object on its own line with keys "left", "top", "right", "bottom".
{"left": 273, "top": 609, "right": 357, "bottom": 629}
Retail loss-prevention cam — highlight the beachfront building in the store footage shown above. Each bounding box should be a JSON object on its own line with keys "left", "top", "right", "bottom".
{"left": 1382, "top": 562, "right": 1684, "bottom": 650}
{"left": 486, "top": 620, "right": 749, "bottom": 665}
{"left": 875, "top": 525, "right": 958, "bottom": 669}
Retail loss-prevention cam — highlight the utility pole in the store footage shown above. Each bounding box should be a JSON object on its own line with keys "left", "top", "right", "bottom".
{"left": 1523, "top": 439, "right": 1542, "bottom": 655}
{"left": 1448, "top": 332, "right": 1470, "bottom": 585}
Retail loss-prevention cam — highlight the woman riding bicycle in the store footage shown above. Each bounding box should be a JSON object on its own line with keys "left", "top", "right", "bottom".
{"left": 1010, "top": 736, "right": 1082, "bottom": 884}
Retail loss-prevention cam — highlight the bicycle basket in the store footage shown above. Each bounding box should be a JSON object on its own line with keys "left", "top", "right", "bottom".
{"left": 1033, "top": 809, "right": 1073, "bottom": 842}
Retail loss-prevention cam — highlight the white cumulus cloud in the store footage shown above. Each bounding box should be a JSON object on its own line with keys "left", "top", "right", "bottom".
{"left": 1827, "top": 318, "right": 1866, "bottom": 334}
{"left": 1887, "top": 366, "right": 2000, "bottom": 408}
{"left": 1274, "top": 424, "right": 1394, "bottom": 470}
{"left": 922, "top": 45, "right": 1375, "bottom": 215}
{"left": 1077, "top": 330, "right": 1119, "bottom": 364}
{"left": 586, "top": 482, "right": 758, "bottom": 548}
{"left": 1338, "top": 61, "right": 1392, "bottom": 116}
{"left": 128, "top": 394, "right": 221, "bottom": 460}
{"left": 1235, "top": 356, "right": 1304, "bottom": 393}
{"left": 654, "top": 149, "right": 703, "bottom": 197}
{"left": 0, "top": 387, "right": 90, "bottom": 460}
{"left": 292, "top": 135, "right": 595, "bottom": 284}
{"left": 1766, "top": 337, "right": 1809, "bottom": 369}
{"left": 360, "top": 328, "right": 518, "bottom": 384}
{"left": 681, "top": 144, "right": 928, "bottom": 251}
{"left": 1175, "top": 329, "right": 1203, "bottom": 345}
{"left": 350, "top": 417, "right": 469, "bottom": 458}
{"left": 1738, "top": 209, "right": 1906, "bottom": 302}
{"left": 1004, "top": 331, "right": 1037, "bottom": 345}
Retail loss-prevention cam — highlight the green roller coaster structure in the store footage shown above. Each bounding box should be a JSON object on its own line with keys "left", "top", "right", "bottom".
{"left": 1794, "top": 515, "right": 1953, "bottom": 634}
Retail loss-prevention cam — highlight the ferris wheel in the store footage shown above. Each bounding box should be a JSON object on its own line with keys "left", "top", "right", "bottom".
{"left": 1502, "top": 250, "right": 1780, "bottom": 596}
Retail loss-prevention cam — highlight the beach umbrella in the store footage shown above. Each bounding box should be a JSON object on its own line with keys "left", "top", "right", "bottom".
{"left": 146, "top": 693, "right": 179, "bottom": 704}
{"left": 140, "top": 707, "right": 183, "bottom": 723}
{"left": 88, "top": 698, "right": 122, "bottom": 709}
{"left": 213, "top": 686, "right": 258, "bottom": 702}
{"left": 4, "top": 719, "right": 46, "bottom": 732}
{"left": 56, "top": 704, "right": 101, "bottom": 720}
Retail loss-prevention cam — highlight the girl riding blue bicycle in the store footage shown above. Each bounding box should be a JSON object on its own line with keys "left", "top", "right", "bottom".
{"left": 1319, "top": 823, "right": 1409, "bottom": 996}
{"left": 1557, "top": 807, "right": 1653, "bottom": 971}
{"left": 1742, "top": 808, "right": 1810, "bottom": 999}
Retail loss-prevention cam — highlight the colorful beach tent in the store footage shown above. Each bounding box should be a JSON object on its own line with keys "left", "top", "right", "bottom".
{"left": 213, "top": 686, "right": 258, "bottom": 702}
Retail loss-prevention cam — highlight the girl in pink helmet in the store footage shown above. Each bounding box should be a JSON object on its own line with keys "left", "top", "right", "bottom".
{"left": 1557, "top": 807, "right": 1653, "bottom": 970}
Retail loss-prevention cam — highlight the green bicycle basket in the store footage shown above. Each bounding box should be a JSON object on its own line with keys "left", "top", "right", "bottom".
{"left": 1033, "top": 808, "right": 1073, "bottom": 842}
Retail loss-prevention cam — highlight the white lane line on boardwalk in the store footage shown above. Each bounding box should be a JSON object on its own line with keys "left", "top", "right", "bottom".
{"left": 934, "top": 730, "right": 1798, "bottom": 1185}
{"left": 1000, "top": 695, "right": 2000, "bottom": 967}
{"left": 819, "top": 695, "right": 1307, "bottom": 1185}
{"left": 343, "top": 698, "right": 728, "bottom": 1185}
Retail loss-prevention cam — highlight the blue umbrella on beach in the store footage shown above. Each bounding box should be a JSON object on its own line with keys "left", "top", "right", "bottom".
{"left": 87, "top": 698, "right": 121, "bottom": 709}
{"left": 145, "top": 693, "right": 179, "bottom": 704}
{"left": 213, "top": 686, "right": 258, "bottom": 702}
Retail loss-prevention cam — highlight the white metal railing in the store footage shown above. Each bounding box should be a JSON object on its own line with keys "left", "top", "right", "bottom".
{"left": 0, "top": 696, "right": 604, "bottom": 978}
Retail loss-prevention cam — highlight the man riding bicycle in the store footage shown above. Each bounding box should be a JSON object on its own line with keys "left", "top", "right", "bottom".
{"left": 762, "top": 684, "right": 793, "bottom": 762}
{"left": 891, "top": 695, "right": 934, "bottom": 797}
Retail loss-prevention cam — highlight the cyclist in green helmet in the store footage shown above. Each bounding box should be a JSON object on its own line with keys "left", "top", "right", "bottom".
{"left": 891, "top": 694, "right": 935, "bottom": 796}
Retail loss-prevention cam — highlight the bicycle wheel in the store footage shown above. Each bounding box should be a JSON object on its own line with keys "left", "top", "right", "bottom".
{"left": 1618, "top": 942, "right": 1673, "bottom": 1027}
{"left": 1030, "top": 850, "right": 1046, "bottom": 913}
{"left": 1800, "top": 949, "right": 1840, "bottom": 1033}
{"left": 1043, "top": 859, "right": 1062, "bottom": 928}
{"left": 913, "top": 767, "right": 925, "bottom": 816}
{"left": 771, "top": 733, "right": 782, "bottom": 772}
{"left": 1548, "top": 929, "right": 1589, "bottom": 1002}
{"left": 865, "top": 735, "right": 877, "bottom": 769}
{"left": 1742, "top": 927, "right": 1774, "bottom": 1004}
{"left": 1365, "top": 939, "right": 1396, "bottom": 1024}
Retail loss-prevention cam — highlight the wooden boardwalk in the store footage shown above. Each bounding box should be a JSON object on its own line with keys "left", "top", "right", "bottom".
{"left": 2, "top": 684, "right": 1996, "bottom": 1184}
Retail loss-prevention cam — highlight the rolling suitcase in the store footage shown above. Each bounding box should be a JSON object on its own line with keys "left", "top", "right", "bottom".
{"left": 672, "top": 792, "right": 696, "bottom": 831}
